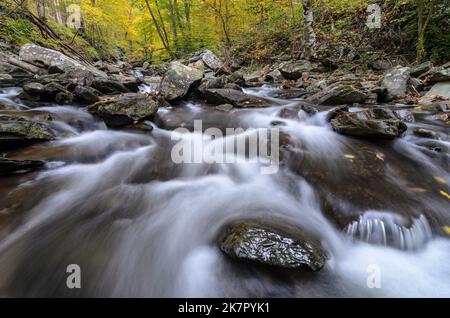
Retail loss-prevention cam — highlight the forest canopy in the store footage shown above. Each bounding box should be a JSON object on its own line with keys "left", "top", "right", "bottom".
{"left": 1, "top": 0, "right": 449, "bottom": 65}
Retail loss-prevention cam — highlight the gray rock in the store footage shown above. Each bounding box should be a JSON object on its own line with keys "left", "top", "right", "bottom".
{"left": 203, "top": 88, "right": 271, "bottom": 108}
{"left": 72, "top": 85, "right": 100, "bottom": 105}
{"left": 91, "top": 79, "right": 129, "bottom": 95}
{"left": 0, "top": 115, "right": 55, "bottom": 149}
{"left": 201, "top": 49, "right": 224, "bottom": 72}
{"left": 0, "top": 74, "right": 13, "bottom": 80}
{"left": 0, "top": 62, "right": 33, "bottom": 79}
{"left": 394, "top": 109, "right": 415, "bottom": 123}
{"left": 0, "top": 158, "right": 45, "bottom": 176}
{"left": 382, "top": 66, "right": 411, "bottom": 99}
{"left": 23, "top": 82, "right": 45, "bottom": 95}
{"left": 48, "top": 63, "right": 67, "bottom": 74}
{"left": 19, "top": 44, "right": 106, "bottom": 78}
{"left": 308, "top": 82, "right": 368, "bottom": 105}
{"left": 429, "top": 64, "right": 450, "bottom": 82}
{"left": 279, "top": 60, "right": 315, "bottom": 80}
{"left": 330, "top": 108, "right": 408, "bottom": 139}
{"left": 215, "top": 104, "right": 234, "bottom": 112}
{"left": 410, "top": 61, "right": 432, "bottom": 78}
{"left": 160, "top": 62, "right": 204, "bottom": 101}
{"left": 220, "top": 223, "right": 327, "bottom": 271}
{"left": 420, "top": 82, "right": 450, "bottom": 104}
{"left": 88, "top": 93, "right": 160, "bottom": 127}
{"left": 266, "top": 69, "right": 284, "bottom": 82}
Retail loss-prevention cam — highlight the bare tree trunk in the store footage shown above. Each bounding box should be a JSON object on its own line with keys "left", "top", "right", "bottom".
{"left": 53, "top": 0, "right": 62, "bottom": 24}
{"left": 144, "top": 0, "right": 175, "bottom": 58}
{"left": 169, "top": 0, "right": 178, "bottom": 49}
{"left": 37, "top": 0, "right": 46, "bottom": 20}
{"left": 416, "top": 0, "right": 435, "bottom": 63}
{"left": 302, "top": 0, "right": 316, "bottom": 59}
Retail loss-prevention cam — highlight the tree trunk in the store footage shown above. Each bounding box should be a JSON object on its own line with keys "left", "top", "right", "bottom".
{"left": 169, "top": 0, "right": 178, "bottom": 49}
{"left": 416, "top": 0, "right": 435, "bottom": 63}
{"left": 144, "top": 0, "right": 175, "bottom": 58}
{"left": 302, "top": 0, "right": 316, "bottom": 59}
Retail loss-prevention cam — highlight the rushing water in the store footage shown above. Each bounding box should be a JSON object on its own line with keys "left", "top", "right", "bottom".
{"left": 0, "top": 85, "right": 449, "bottom": 297}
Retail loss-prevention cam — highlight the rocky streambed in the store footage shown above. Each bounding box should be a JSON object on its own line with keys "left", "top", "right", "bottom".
{"left": 0, "top": 45, "right": 449, "bottom": 297}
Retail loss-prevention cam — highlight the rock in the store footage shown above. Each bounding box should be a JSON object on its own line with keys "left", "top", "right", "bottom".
{"left": 0, "top": 62, "right": 33, "bottom": 79}
{"left": 268, "top": 89, "right": 309, "bottom": 99}
{"left": 308, "top": 82, "right": 368, "bottom": 105}
{"left": 409, "top": 78, "right": 424, "bottom": 92}
{"left": 245, "top": 69, "right": 266, "bottom": 84}
{"left": 428, "top": 63, "right": 450, "bottom": 82}
{"left": 371, "top": 60, "right": 394, "bottom": 71}
{"left": 279, "top": 60, "right": 315, "bottom": 80}
{"left": 329, "top": 108, "right": 408, "bottom": 139}
{"left": 277, "top": 103, "right": 318, "bottom": 119}
{"left": 0, "top": 74, "right": 13, "bottom": 80}
{"left": 0, "top": 158, "right": 45, "bottom": 176}
{"left": 48, "top": 63, "right": 67, "bottom": 74}
{"left": 420, "top": 82, "right": 450, "bottom": 103}
{"left": 203, "top": 89, "right": 271, "bottom": 108}
{"left": 201, "top": 49, "right": 224, "bottom": 72}
{"left": 19, "top": 44, "right": 107, "bottom": 78}
{"left": 220, "top": 223, "right": 327, "bottom": 271}
{"left": 413, "top": 128, "right": 439, "bottom": 139}
{"left": 142, "top": 62, "right": 149, "bottom": 70}
{"left": 91, "top": 79, "right": 130, "bottom": 95}
{"left": 72, "top": 85, "right": 100, "bottom": 104}
{"left": 394, "top": 109, "right": 415, "bottom": 123}
{"left": 410, "top": 61, "right": 432, "bottom": 78}
{"left": 266, "top": 69, "right": 284, "bottom": 82}
{"left": 41, "top": 83, "right": 72, "bottom": 103}
{"left": 160, "top": 62, "right": 204, "bottom": 101}
{"left": 88, "top": 93, "right": 160, "bottom": 127}
{"left": 227, "top": 72, "right": 245, "bottom": 86}
{"left": 382, "top": 66, "right": 411, "bottom": 99}
{"left": 215, "top": 104, "right": 234, "bottom": 112}
{"left": 23, "top": 82, "right": 45, "bottom": 95}
{"left": 0, "top": 116, "right": 55, "bottom": 149}
{"left": 61, "top": 67, "right": 95, "bottom": 86}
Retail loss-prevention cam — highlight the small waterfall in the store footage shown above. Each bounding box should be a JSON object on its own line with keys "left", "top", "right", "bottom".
{"left": 345, "top": 212, "right": 433, "bottom": 251}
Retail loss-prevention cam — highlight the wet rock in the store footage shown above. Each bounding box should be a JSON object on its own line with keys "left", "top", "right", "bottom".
{"left": 394, "top": 109, "right": 415, "bottom": 123}
{"left": 201, "top": 49, "right": 224, "bottom": 72}
{"left": 91, "top": 79, "right": 130, "bottom": 95}
{"left": 382, "top": 66, "right": 411, "bottom": 99}
{"left": 220, "top": 223, "right": 327, "bottom": 271}
{"left": 410, "top": 61, "right": 432, "bottom": 78}
{"left": 19, "top": 44, "right": 107, "bottom": 78}
{"left": 160, "top": 62, "right": 204, "bottom": 101}
{"left": 329, "top": 108, "right": 408, "bottom": 139}
{"left": 23, "top": 82, "right": 45, "bottom": 95}
{"left": 215, "top": 104, "right": 234, "bottom": 112}
{"left": 413, "top": 128, "right": 439, "bottom": 139}
{"left": 0, "top": 158, "right": 45, "bottom": 176}
{"left": 203, "top": 88, "right": 271, "bottom": 108}
{"left": 277, "top": 103, "right": 318, "bottom": 119}
{"left": 279, "top": 60, "right": 315, "bottom": 80}
{"left": 269, "top": 89, "right": 309, "bottom": 99}
{"left": 72, "top": 85, "right": 100, "bottom": 105}
{"left": 308, "top": 82, "right": 367, "bottom": 105}
{"left": 0, "top": 116, "right": 55, "bottom": 149}
{"left": 88, "top": 93, "right": 160, "bottom": 127}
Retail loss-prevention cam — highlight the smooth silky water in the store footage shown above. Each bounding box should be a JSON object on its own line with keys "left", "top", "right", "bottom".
{"left": 0, "top": 86, "right": 449, "bottom": 297}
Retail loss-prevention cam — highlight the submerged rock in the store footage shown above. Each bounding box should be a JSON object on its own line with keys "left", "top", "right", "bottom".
{"left": 329, "top": 108, "right": 408, "bottom": 139}
{"left": 203, "top": 88, "right": 271, "bottom": 108}
{"left": 160, "top": 62, "right": 204, "bottom": 101}
{"left": 220, "top": 223, "right": 327, "bottom": 271}
{"left": 0, "top": 158, "right": 45, "bottom": 176}
{"left": 88, "top": 93, "right": 160, "bottom": 127}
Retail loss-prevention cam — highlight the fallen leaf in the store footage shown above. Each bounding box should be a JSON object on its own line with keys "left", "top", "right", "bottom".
{"left": 409, "top": 187, "right": 427, "bottom": 193}
{"left": 434, "top": 176, "right": 447, "bottom": 185}
{"left": 439, "top": 190, "right": 450, "bottom": 200}
{"left": 375, "top": 153, "right": 385, "bottom": 161}
{"left": 443, "top": 226, "right": 450, "bottom": 236}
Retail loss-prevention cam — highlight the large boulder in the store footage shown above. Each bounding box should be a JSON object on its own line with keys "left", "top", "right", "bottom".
{"left": 19, "top": 44, "right": 107, "bottom": 78}
{"left": 160, "top": 62, "right": 204, "bottom": 101}
{"left": 0, "top": 158, "right": 45, "bottom": 176}
{"left": 203, "top": 88, "right": 271, "bottom": 108}
{"left": 0, "top": 115, "right": 55, "bottom": 149}
{"left": 419, "top": 82, "right": 450, "bottom": 104}
{"left": 220, "top": 223, "right": 327, "bottom": 271}
{"left": 329, "top": 108, "right": 408, "bottom": 139}
{"left": 382, "top": 66, "right": 411, "bottom": 99}
{"left": 88, "top": 93, "right": 160, "bottom": 127}
{"left": 91, "top": 79, "right": 130, "bottom": 95}
{"left": 308, "top": 81, "right": 368, "bottom": 105}
{"left": 428, "top": 63, "right": 450, "bottom": 82}
{"left": 279, "top": 60, "right": 316, "bottom": 80}
{"left": 201, "top": 49, "right": 224, "bottom": 72}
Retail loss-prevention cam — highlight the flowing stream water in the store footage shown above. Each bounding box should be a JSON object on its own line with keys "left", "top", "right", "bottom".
{"left": 0, "top": 85, "right": 449, "bottom": 297}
